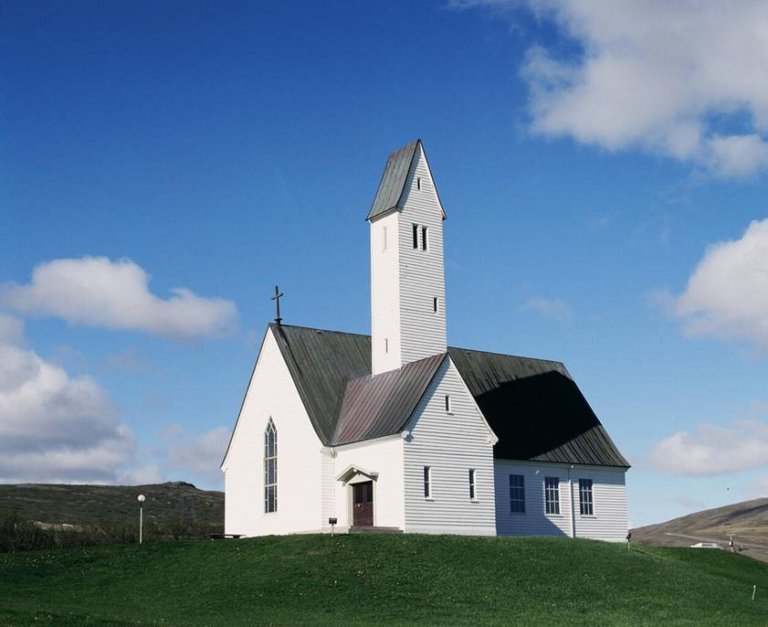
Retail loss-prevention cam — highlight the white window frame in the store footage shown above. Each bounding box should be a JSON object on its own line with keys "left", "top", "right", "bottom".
{"left": 423, "top": 466, "right": 432, "bottom": 499}
{"left": 509, "top": 474, "right": 525, "bottom": 514}
{"left": 544, "top": 476, "right": 560, "bottom": 515}
{"left": 579, "top": 478, "right": 594, "bottom": 516}
{"left": 264, "top": 419, "right": 277, "bottom": 513}
{"left": 468, "top": 468, "right": 477, "bottom": 501}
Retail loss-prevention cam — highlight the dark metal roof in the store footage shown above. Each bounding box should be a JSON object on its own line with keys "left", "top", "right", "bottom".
{"left": 366, "top": 139, "right": 446, "bottom": 222}
{"left": 268, "top": 324, "right": 628, "bottom": 467}
{"left": 449, "top": 348, "right": 629, "bottom": 467}
{"left": 334, "top": 353, "right": 446, "bottom": 445}
{"left": 270, "top": 324, "right": 370, "bottom": 445}
{"left": 367, "top": 140, "right": 420, "bottom": 221}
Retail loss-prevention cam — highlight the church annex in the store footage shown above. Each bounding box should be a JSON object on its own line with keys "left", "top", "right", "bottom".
{"left": 222, "top": 140, "right": 630, "bottom": 539}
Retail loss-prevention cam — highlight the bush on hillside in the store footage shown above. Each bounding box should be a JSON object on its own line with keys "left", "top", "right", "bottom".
{"left": 0, "top": 511, "right": 219, "bottom": 552}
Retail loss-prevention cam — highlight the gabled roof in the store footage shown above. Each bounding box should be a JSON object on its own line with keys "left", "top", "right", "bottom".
{"left": 268, "top": 324, "right": 629, "bottom": 467}
{"left": 366, "top": 139, "right": 446, "bottom": 222}
{"left": 449, "top": 348, "right": 629, "bottom": 467}
{"left": 270, "top": 324, "right": 370, "bottom": 445}
{"left": 334, "top": 353, "right": 446, "bottom": 445}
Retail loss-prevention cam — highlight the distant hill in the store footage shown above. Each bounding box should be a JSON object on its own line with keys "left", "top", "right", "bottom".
{"left": 632, "top": 498, "right": 768, "bottom": 562}
{"left": 0, "top": 482, "right": 224, "bottom": 532}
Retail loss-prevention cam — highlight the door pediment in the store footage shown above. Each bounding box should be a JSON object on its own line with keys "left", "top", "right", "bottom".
{"left": 336, "top": 464, "right": 379, "bottom": 485}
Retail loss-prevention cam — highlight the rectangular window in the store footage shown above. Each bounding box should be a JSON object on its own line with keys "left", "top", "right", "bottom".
{"left": 423, "top": 466, "right": 432, "bottom": 498}
{"left": 444, "top": 394, "right": 451, "bottom": 413}
{"left": 382, "top": 226, "right": 387, "bottom": 252}
{"left": 417, "top": 177, "right": 422, "bottom": 190}
{"left": 433, "top": 297, "right": 438, "bottom": 313}
{"left": 412, "top": 223, "right": 419, "bottom": 249}
{"left": 421, "top": 226, "right": 428, "bottom": 250}
{"left": 509, "top": 474, "right": 525, "bottom": 513}
{"left": 579, "top": 479, "right": 594, "bottom": 516}
{"left": 469, "top": 469, "right": 476, "bottom": 500}
{"left": 384, "top": 338, "right": 389, "bottom": 353}
{"left": 545, "top": 477, "right": 560, "bottom": 515}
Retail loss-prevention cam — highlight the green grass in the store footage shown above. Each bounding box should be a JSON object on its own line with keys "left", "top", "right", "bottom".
{"left": 1, "top": 534, "right": 767, "bottom": 625}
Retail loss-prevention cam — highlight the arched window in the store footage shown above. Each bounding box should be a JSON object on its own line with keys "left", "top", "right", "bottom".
{"left": 264, "top": 419, "right": 277, "bottom": 513}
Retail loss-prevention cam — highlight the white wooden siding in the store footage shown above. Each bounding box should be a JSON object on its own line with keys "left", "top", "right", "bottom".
{"left": 572, "top": 467, "right": 628, "bottom": 542}
{"left": 223, "top": 328, "right": 325, "bottom": 536}
{"left": 332, "top": 435, "right": 405, "bottom": 530}
{"left": 397, "top": 145, "right": 447, "bottom": 365}
{"left": 403, "top": 358, "right": 496, "bottom": 535}
{"left": 494, "top": 460, "right": 628, "bottom": 541}
{"left": 370, "top": 211, "right": 401, "bottom": 374}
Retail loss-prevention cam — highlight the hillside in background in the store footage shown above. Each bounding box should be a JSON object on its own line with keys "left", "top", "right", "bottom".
{"left": 632, "top": 498, "right": 768, "bottom": 563}
{"left": 0, "top": 482, "right": 224, "bottom": 531}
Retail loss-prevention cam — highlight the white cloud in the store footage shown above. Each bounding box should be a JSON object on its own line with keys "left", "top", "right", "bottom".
{"left": 164, "top": 426, "right": 230, "bottom": 488}
{"left": 748, "top": 475, "right": 768, "bottom": 497}
{"left": 0, "top": 313, "right": 24, "bottom": 346}
{"left": 0, "top": 316, "right": 136, "bottom": 483}
{"left": 0, "top": 257, "right": 237, "bottom": 339}
{"left": 668, "top": 220, "right": 768, "bottom": 349}
{"left": 649, "top": 422, "right": 768, "bottom": 476}
{"left": 454, "top": 0, "right": 768, "bottom": 177}
{"left": 521, "top": 296, "right": 572, "bottom": 322}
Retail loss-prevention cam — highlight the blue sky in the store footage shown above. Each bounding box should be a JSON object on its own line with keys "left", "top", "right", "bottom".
{"left": 3, "top": 0, "right": 768, "bottom": 527}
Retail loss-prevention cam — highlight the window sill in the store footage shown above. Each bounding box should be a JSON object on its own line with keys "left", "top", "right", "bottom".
{"left": 424, "top": 497, "right": 435, "bottom": 502}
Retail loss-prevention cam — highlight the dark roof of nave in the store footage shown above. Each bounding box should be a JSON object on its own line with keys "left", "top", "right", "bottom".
{"left": 268, "top": 324, "right": 629, "bottom": 468}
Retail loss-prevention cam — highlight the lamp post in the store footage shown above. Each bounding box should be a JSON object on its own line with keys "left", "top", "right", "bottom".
{"left": 137, "top": 494, "right": 146, "bottom": 544}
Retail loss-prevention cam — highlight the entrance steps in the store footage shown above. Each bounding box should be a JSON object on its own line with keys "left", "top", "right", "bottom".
{"left": 349, "top": 526, "right": 403, "bottom": 534}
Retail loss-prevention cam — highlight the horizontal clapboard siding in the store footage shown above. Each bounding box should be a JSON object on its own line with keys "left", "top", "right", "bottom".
{"left": 572, "top": 467, "right": 628, "bottom": 541}
{"left": 398, "top": 146, "right": 446, "bottom": 366}
{"left": 371, "top": 211, "right": 401, "bottom": 374}
{"left": 224, "top": 329, "right": 325, "bottom": 536}
{"left": 403, "top": 359, "right": 496, "bottom": 535}
{"left": 494, "top": 460, "right": 627, "bottom": 541}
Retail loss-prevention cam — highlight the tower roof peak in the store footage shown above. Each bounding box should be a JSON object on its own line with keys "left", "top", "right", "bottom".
{"left": 366, "top": 139, "right": 445, "bottom": 221}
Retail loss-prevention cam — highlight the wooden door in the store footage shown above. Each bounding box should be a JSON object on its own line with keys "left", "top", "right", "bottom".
{"left": 352, "top": 481, "right": 373, "bottom": 527}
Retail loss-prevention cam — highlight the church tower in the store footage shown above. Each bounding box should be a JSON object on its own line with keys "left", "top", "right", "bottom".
{"left": 367, "top": 140, "right": 447, "bottom": 375}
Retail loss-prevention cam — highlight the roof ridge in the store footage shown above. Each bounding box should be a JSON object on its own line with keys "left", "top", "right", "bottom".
{"left": 268, "top": 322, "right": 369, "bottom": 338}
{"left": 448, "top": 345, "right": 565, "bottom": 366}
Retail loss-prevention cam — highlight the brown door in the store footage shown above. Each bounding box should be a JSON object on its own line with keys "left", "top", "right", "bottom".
{"left": 352, "top": 481, "right": 373, "bottom": 527}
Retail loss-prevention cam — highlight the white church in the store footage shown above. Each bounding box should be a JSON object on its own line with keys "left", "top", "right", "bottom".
{"left": 222, "top": 140, "right": 629, "bottom": 540}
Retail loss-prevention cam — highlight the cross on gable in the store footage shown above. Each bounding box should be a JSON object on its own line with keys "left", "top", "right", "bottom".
{"left": 271, "top": 285, "right": 284, "bottom": 325}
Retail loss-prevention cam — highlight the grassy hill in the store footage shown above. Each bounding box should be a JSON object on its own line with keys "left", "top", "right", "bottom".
{"left": 0, "top": 482, "right": 224, "bottom": 531}
{"left": 632, "top": 498, "right": 768, "bottom": 563}
{"left": 1, "top": 534, "right": 767, "bottom": 625}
